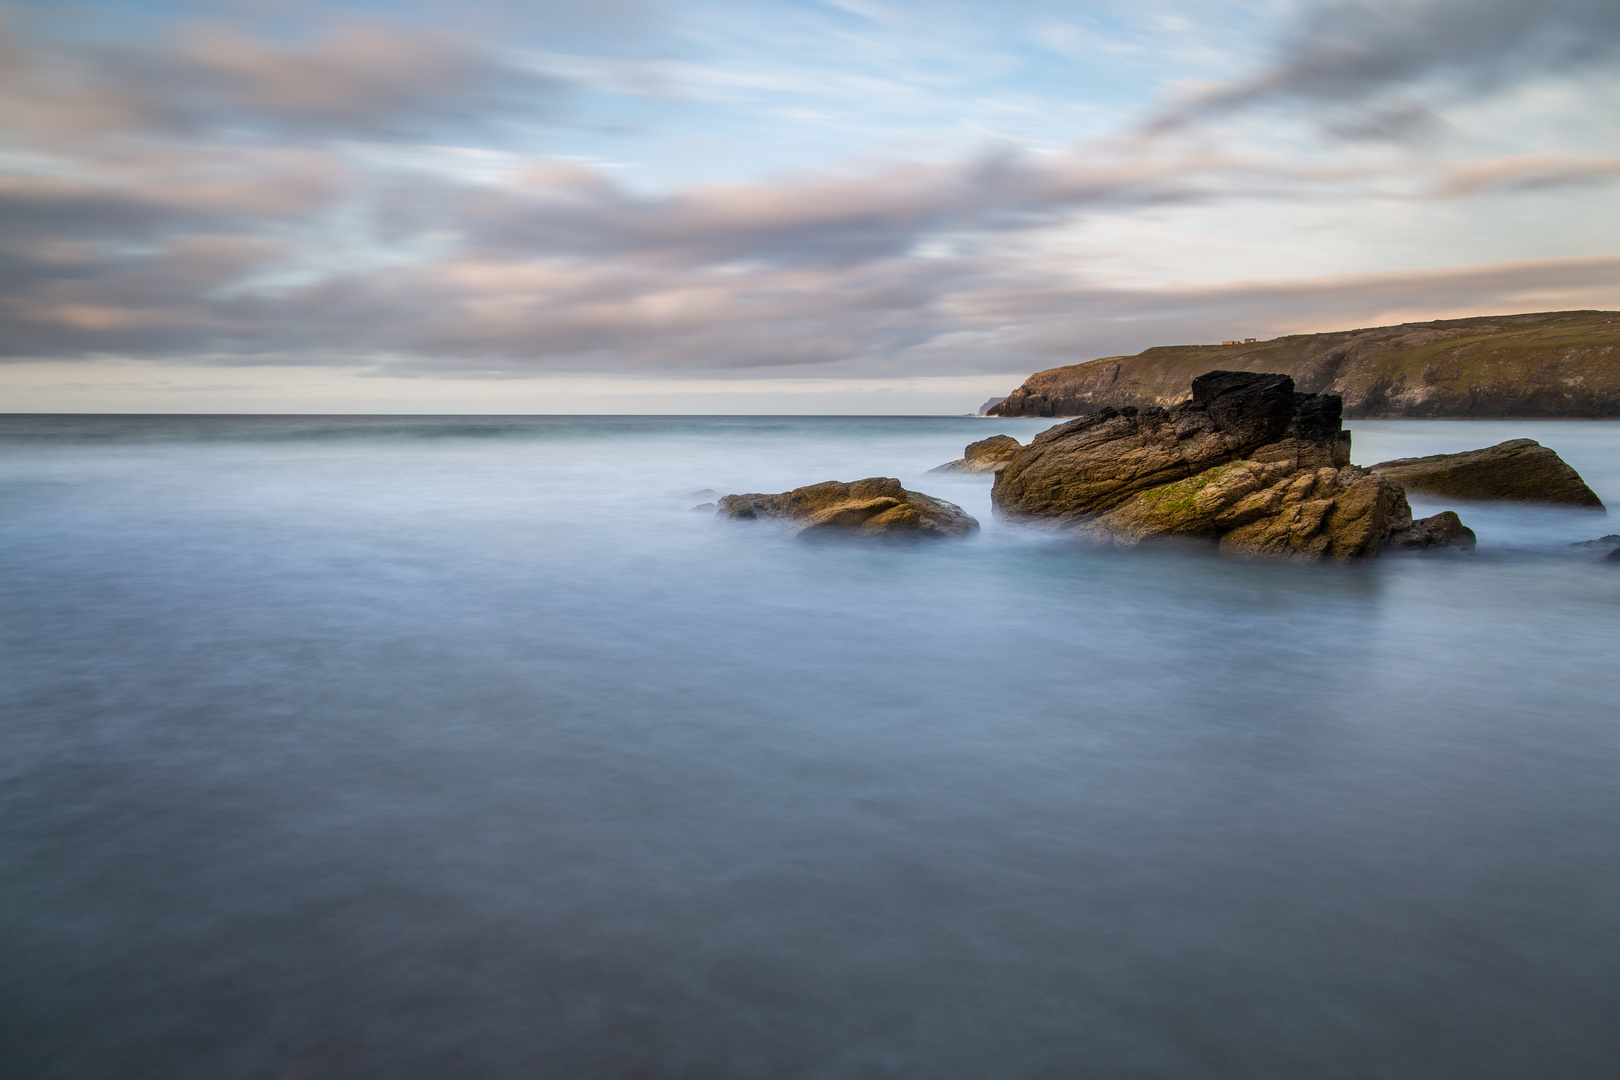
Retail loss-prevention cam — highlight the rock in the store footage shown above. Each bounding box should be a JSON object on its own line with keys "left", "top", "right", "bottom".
{"left": 690, "top": 502, "right": 717, "bottom": 512}
{"left": 717, "top": 477, "right": 978, "bottom": 538}
{"left": 1385, "top": 510, "right": 1477, "bottom": 551}
{"left": 991, "top": 370, "right": 1473, "bottom": 559}
{"left": 930, "top": 434, "right": 1023, "bottom": 474}
{"left": 1572, "top": 534, "right": 1620, "bottom": 549}
{"left": 977, "top": 396, "right": 1008, "bottom": 416}
{"left": 1608, "top": 548, "right": 1620, "bottom": 562}
{"left": 1370, "top": 440, "right": 1604, "bottom": 509}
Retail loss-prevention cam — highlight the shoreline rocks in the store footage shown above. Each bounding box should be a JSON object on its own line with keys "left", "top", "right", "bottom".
{"left": 1370, "top": 439, "right": 1605, "bottom": 510}
{"left": 718, "top": 478, "right": 978, "bottom": 538}
{"left": 991, "top": 370, "right": 1475, "bottom": 560}
{"left": 930, "top": 434, "right": 1023, "bottom": 474}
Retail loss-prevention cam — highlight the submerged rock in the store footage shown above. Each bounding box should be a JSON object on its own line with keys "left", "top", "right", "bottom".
{"left": 718, "top": 477, "right": 978, "bottom": 538}
{"left": 1572, "top": 534, "right": 1620, "bottom": 549}
{"left": 930, "top": 434, "right": 1023, "bottom": 474}
{"left": 991, "top": 370, "right": 1473, "bottom": 560}
{"left": 1386, "top": 510, "right": 1477, "bottom": 551}
{"left": 1370, "top": 440, "right": 1604, "bottom": 509}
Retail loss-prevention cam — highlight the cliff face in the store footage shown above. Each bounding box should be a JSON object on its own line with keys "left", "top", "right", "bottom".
{"left": 987, "top": 311, "right": 1620, "bottom": 419}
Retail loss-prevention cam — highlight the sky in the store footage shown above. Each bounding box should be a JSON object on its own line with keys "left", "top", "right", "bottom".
{"left": 2, "top": 0, "right": 1619, "bottom": 412}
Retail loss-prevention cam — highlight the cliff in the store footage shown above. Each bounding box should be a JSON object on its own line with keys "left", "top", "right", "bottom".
{"left": 987, "top": 310, "right": 1620, "bottom": 419}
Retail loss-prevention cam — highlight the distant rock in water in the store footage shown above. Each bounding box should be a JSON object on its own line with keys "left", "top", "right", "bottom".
{"left": 1370, "top": 440, "right": 1605, "bottom": 510}
{"left": 991, "top": 370, "right": 1475, "bottom": 560}
{"left": 1385, "top": 510, "right": 1476, "bottom": 551}
{"left": 977, "top": 397, "right": 1008, "bottom": 416}
{"left": 1608, "top": 547, "right": 1620, "bottom": 562}
{"left": 930, "top": 434, "right": 1023, "bottom": 474}
{"left": 1571, "top": 534, "right": 1620, "bottom": 549}
{"left": 718, "top": 478, "right": 978, "bottom": 538}
{"left": 986, "top": 310, "right": 1620, "bottom": 419}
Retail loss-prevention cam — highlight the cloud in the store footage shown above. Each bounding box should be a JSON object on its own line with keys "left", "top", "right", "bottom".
{"left": 0, "top": 19, "right": 566, "bottom": 143}
{"left": 0, "top": 236, "right": 288, "bottom": 356}
{"left": 1434, "top": 154, "right": 1620, "bottom": 197}
{"left": 2, "top": 3, "right": 1615, "bottom": 389}
{"left": 1150, "top": 0, "right": 1620, "bottom": 134}
{"left": 0, "top": 148, "right": 343, "bottom": 238}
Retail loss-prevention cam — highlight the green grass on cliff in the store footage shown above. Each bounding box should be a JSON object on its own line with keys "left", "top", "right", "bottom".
{"left": 1131, "top": 311, "right": 1619, "bottom": 390}
{"left": 1006, "top": 310, "right": 1620, "bottom": 417}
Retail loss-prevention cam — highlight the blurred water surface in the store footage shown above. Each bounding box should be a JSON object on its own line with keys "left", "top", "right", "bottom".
{"left": 3, "top": 414, "right": 1619, "bottom": 1079}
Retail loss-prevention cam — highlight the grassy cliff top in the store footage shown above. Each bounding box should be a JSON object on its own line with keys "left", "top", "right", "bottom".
{"left": 995, "top": 310, "right": 1620, "bottom": 418}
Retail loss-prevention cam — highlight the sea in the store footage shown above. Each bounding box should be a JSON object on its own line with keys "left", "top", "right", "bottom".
{"left": 3, "top": 413, "right": 1619, "bottom": 1079}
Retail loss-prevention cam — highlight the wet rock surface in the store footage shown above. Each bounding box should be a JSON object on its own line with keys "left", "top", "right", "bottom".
{"left": 1385, "top": 510, "right": 1477, "bottom": 551}
{"left": 930, "top": 434, "right": 1024, "bottom": 474}
{"left": 992, "top": 370, "right": 1473, "bottom": 560}
{"left": 718, "top": 477, "right": 978, "bottom": 538}
{"left": 1371, "top": 439, "right": 1605, "bottom": 509}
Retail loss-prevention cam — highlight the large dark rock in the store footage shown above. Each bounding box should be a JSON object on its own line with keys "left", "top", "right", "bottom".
{"left": 1386, "top": 510, "right": 1477, "bottom": 551}
{"left": 930, "top": 434, "right": 1023, "bottom": 474}
{"left": 991, "top": 371, "right": 1472, "bottom": 560}
{"left": 1370, "top": 439, "right": 1604, "bottom": 509}
{"left": 718, "top": 477, "right": 978, "bottom": 538}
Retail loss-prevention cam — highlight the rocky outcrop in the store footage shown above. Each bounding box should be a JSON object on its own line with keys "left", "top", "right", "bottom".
{"left": 987, "top": 310, "right": 1620, "bottom": 419}
{"left": 991, "top": 370, "right": 1475, "bottom": 559}
{"left": 1385, "top": 511, "right": 1476, "bottom": 550}
{"left": 1370, "top": 440, "right": 1605, "bottom": 509}
{"left": 1572, "top": 534, "right": 1620, "bottom": 550}
{"left": 930, "top": 434, "right": 1023, "bottom": 474}
{"left": 718, "top": 477, "right": 978, "bottom": 538}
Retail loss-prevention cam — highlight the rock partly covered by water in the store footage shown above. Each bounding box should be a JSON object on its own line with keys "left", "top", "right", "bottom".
{"left": 991, "top": 370, "right": 1475, "bottom": 559}
{"left": 1370, "top": 439, "right": 1605, "bottom": 510}
{"left": 930, "top": 434, "right": 1023, "bottom": 474}
{"left": 718, "top": 477, "right": 978, "bottom": 538}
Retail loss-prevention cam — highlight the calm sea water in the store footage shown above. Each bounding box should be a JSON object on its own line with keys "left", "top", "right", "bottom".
{"left": 3, "top": 414, "right": 1619, "bottom": 1079}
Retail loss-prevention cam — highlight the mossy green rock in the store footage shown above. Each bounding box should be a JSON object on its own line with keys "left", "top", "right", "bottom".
{"left": 992, "top": 370, "right": 1474, "bottom": 560}
{"left": 1370, "top": 439, "right": 1604, "bottom": 509}
{"left": 718, "top": 477, "right": 978, "bottom": 538}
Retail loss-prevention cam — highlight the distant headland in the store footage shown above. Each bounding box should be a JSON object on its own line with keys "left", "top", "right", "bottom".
{"left": 986, "top": 310, "right": 1620, "bottom": 419}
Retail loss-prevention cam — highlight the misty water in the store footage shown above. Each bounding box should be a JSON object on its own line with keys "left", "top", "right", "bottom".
{"left": 3, "top": 413, "right": 1620, "bottom": 1079}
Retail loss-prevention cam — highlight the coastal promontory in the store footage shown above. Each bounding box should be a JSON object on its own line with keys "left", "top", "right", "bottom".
{"left": 987, "top": 310, "right": 1620, "bottom": 419}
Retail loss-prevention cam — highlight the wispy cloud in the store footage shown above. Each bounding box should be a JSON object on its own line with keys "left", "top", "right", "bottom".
{"left": 1434, "top": 154, "right": 1620, "bottom": 196}
{"left": 1149, "top": 0, "right": 1620, "bottom": 136}
{"left": 0, "top": 19, "right": 567, "bottom": 143}
{"left": 0, "top": 0, "right": 1616, "bottom": 399}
